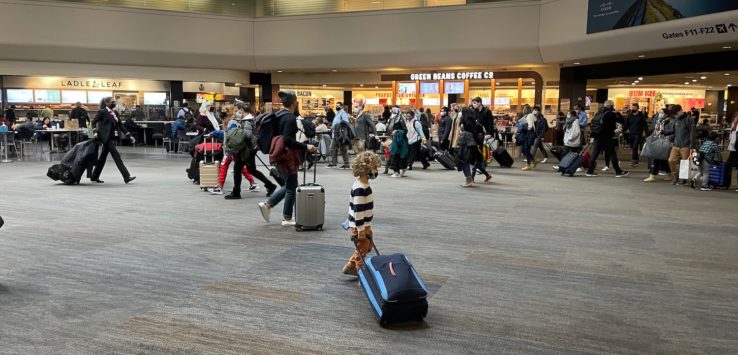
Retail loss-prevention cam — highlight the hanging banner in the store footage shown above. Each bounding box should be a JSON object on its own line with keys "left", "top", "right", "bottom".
{"left": 587, "top": 0, "right": 738, "bottom": 34}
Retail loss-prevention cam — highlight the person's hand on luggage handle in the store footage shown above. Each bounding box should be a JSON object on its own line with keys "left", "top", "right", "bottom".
{"left": 306, "top": 144, "right": 317, "bottom": 153}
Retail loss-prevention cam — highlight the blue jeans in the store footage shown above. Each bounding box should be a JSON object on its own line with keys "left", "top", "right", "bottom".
{"left": 631, "top": 135, "right": 642, "bottom": 161}
{"left": 268, "top": 171, "right": 298, "bottom": 220}
{"left": 521, "top": 131, "right": 536, "bottom": 163}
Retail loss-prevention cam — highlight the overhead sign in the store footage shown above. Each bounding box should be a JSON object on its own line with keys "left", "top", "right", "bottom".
{"left": 587, "top": 0, "right": 738, "bottom": 34}
{"left": 410, "top": 71, "right": 494, "bottom": 81}
{"left": 662, "top": 22, "right": 737, "bottom": 40}
{"left": 3, "top": 76, "right": 169, "bottom": 91}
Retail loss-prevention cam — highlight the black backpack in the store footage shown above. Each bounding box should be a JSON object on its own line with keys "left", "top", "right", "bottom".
{"left": 301, "top": 118, "right": 316, "bottom": 139}
{"left": 254, "top": 111, "right": 278, "bottom": 154}
{"left": 591, "top": 110, "right": 604, "bottom": 136}
{"left": 338, "top": 121, "right": 355, "bottom": 145}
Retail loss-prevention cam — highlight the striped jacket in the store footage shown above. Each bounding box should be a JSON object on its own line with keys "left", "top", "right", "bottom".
{"left": 348, "top": 180, "right": 374, "bottom": 231}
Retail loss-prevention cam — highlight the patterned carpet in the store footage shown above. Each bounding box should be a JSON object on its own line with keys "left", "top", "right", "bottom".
{"left": 0, "top": 147, "right": 736, "bottom": 354}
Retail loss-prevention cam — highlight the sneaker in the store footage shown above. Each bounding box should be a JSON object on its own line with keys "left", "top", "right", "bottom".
{"left": 552, "top": 165, "right": 559, "bottom": 171}
{"left": 249, "top": 184, "right": 259, "bottom": 192}
{"left": 521, "top": 165, "right": 532, "bottom": 171}
{"left": 631, "top": 162, "right": 640, "bottom": 167}
{"left": 342, "top": 265, "right": 358, "bottom": 276}
{"left": 532, "top": 159, "right": 540, "bottom": 168}
{"left": 326, "top": 164, "right": 336, "bottom": 168}
{"left": 258, "top": 202, "right": 271, "bottom": 223}
{"left": 690, "top": 179, "right": 696, "bottom": 189}
{"left": 576, "top": 168, "right": 583, "bottom": 172}
{"left": 701, "top": 187, "right": 712, "bottom": 191}
{"left": 484, "top": 175, "right": 492, "bottom": 182}
{"left": 224, "top": 193, "right": 241, "bottom": 200}
{"left": 210, "top": 186, "right": 224, "bottom": 195}
{"left": 390, "top": 173, "right": 400, "bottom": 178}
{"left": 586, "top": 172, "right": 598, "bottom": 177}
{"left": 643, "top": 176, "right": 656, "bottom": 182}
{"left": 340, "top": 165, "right": 350, "bottom": 170}
{"left": 658, "top": 172, "right": 667, "bottom": 176}
{"left": 281, "top": 219, "right": 296, "bottom": 226}
{"left": 400, "top": 169, "right": 407, "bottom": 177}
{"left": 601, "top": 166, "right": 610, "bottom": 172}
{"left": 541, "top": 158, "right": 548, "bottom": 164}
{"left": 615, "top": 171, "right": 630, "bottom": 178}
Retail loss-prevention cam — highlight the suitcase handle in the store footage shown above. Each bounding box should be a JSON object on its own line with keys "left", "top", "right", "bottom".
{"left": 351, "top": 233, "right": 379, "bottom": 268}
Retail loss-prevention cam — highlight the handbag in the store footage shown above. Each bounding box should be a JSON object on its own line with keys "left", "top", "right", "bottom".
{"left": 641, "top": 136, "right": 672, "bottom": 160}
{"left": 679, "top": 159, "right": 693, "bottom": 180}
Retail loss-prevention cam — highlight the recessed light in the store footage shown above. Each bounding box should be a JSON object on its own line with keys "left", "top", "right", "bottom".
{"left": 637, "top": 77, "right": 644, "bottom": 81}
{"left": 331, "top": 69, "right": 337, "bottom": 72}
{"left": 728, "top": 84, "right": 733, "bottom": 87}
{"left": 374, "top": 86, "right": 378, "bottom": 88}
{"left": 692, "top": 79, "right": 698, "bottom": 82}
{"left": 322, "top": 84, "right": 326, "bottom": 87}
{"left": 684, "top": 82, "right": 690, "bottom": 85}
{"left": 631, "top": 83, "right": 636, "bottom": 86}
{"left": 638, "top": 55, "right": 646, "bottom": 58}
{"left": 277, "top": 70, "right": 283, "bottom": 73}
{"left": 360, "top": 84, "right": 364, "bottom": 87}
{"left": 724, "top": 46, "right": 732, "bottom": 49}
{"left": 371, "top": 0, "right": 380, "bottom": 3}
{"left": 573, "top": 62, "right": 581, "bottom": 65}
{"left": 700, "top": 76, "right": 707, "bottom": 79}
{"left": 634, "top": 80, "right": 639, "bottom": 83}
{"left": 725, "top": 73, "right": 731, "bottom": 76}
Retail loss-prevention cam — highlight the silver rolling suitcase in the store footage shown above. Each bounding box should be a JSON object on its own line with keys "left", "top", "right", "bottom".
{"left": 295, "top": 153, "right": 325, "bottom": 231}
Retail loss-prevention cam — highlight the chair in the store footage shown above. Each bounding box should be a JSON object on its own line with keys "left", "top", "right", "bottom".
{"left": 0, "top": 132, "right": 20, "bottom": 159}
{"left": 158, "top": 123, "right": 172, "bottom": 152}
{"left": 176, "top": 130, "right": 190, "bottom": 153}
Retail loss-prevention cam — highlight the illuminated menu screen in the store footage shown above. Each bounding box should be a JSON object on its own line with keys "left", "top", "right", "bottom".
{"left": 62, "top": 90, "right": 87, "bottom": 104}
{"left": 144, "top": 92, "right": 167, "bottom": 105}
{"left": 87, "top": 91, "right": 113, "bottom": 105}
{"left": 397, "top": 82, "right": 416, "bottom": 95}
{"left": 7, "top": 89, "right": 34, "bottom": 103}
{"left": 444, "top": 82, "right": 464, "bottom": 94}
{"left": 34, "top": 90, "right": 61, "bottom": 103}
{"left": 420, "top": 82, "right": 439, "bottom": 94}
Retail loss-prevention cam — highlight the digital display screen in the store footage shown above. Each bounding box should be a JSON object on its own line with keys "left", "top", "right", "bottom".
{"left": 34, "top": 90, "right": 61, "bottom": 103}
{"left": 144, "top": 92, "right": 167, "bottom": 105}
{"left": 6, "top": 89, "right": 34, "bottom": 103}
{"left": 444, "top": 81, "right": 464, "bottom": 94}
{"left": 87, "top": 91, "right": 113, "bottom": 105}
{"left": 62, "top": 90, "right": 87, "bottom": 104}
{"left": 397, "top": 82, "right": 416, "bottom": 95}
{"left": 494, "top": 97, "right": 510, "bottom": 105}
{"left": 420, "top": 82, "right": 439, "bottom": 94}
{"left": 422, "top": 98, "right": 440, "bottom": 106}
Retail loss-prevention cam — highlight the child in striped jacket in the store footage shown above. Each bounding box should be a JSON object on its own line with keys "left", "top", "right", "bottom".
{"left": 343, "top": 151, "right": 381, "bottom": 276}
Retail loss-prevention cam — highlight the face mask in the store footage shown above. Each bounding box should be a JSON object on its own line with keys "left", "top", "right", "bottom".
{"left": 235, "top": 112, "right": 243, "bottom": 119}
{"left": 533, "top": 110, "right": 539, "bottom": 115}
{"left": 108, "top": 103, "right": 116, "bottom": 109}
{"left": 566, "top": 115, "right": 572, "bottom": 119}
{"left": 294, "top": 110, "right": 300, "bottom": 116}
{"left": 336, "top": 106, "right": 342, "bottom": 111}
{"left": 368, "top": 171, "right": 379, "bottom": 180}
{"left": 209, "top": 107, "right": 215, "bottom": 112}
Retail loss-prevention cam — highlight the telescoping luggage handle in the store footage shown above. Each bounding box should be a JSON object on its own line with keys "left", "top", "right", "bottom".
{"left": 351, "top": 233, "right": 380, "bottom": 269}
{"left": 303, "top": 149, "right": 317, "bottom": 185}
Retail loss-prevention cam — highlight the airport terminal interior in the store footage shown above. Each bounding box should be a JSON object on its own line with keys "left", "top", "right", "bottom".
{"left": 1, "top": 0, "right": 738, "bottom": 354}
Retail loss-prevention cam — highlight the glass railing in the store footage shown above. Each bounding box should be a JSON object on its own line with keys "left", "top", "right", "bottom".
{"left": 40, "top": 0, "right": 526, "bottom": 18}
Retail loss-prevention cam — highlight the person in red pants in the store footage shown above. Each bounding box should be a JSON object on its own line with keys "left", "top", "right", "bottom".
{"left": 211, "top": 152, "right": 257, "bottom": 195}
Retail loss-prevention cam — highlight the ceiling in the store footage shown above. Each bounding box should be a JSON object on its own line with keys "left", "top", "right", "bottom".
{"left": 588, "top": 71, "right": 738, "bottom": 90}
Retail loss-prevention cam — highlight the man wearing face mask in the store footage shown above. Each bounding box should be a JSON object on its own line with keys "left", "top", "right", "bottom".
{"left": 438, "top": 107, "right": 452, "bottom": 151}
{"left": 585, "top": 100, "right": 629, "bottom": 178}
{"left": 406, "top": 109, "right": 429, "bottom": 170}
{"left": 328, "top": 102, "right": 351, "bottom": 169}
{"left": 625, "top": 103, "right": 647, "bottom": 166}
{"left": 383, "top": 106, "right": 405, "bottom": 175}
{"left": 353, "top": 100, "right": 376, "bottom": 154}
{"left": 575, "top": 104, "right": 588, "bottom": 145}
{"left": 529, "top": 105, "right": 550, "bottom": 163}
{"left": 471, "top": 97, "right": 495, "bottom": 139}
{"left": 90, "top": 97, "right": 136, "bottom": 184}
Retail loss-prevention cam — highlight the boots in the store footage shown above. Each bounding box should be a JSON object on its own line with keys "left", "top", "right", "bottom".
{"left": 462, "top": 177, "right": 473, "bottom": 187}
{"left": 643, "top": 175, "right": 656, "bottom": 182}
{"left": 532, "top": 159, "right": 541, "bottom": 168}
{"left": 521, "top": 164, "right": 532, "bottom": 171}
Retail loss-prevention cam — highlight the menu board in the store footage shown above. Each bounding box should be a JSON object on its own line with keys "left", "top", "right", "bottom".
{"left": 34, "top": 89, "right": 61, "bottom": 103}
{"left": 144, "top": 92, "right": 167, "bottom": 105}
{"left": 62, "top": 90, "right": 87, "bottom": 104}
{"left": 420, "top": 82, "right": 439, "bottom": 95}
{"left": 444, "top": 82, "right": 464, "bottom": 94}
{"left": 494, "top": 97, "right": 510, "bottom": 105}
{"left": 6, "top": 89, "right": 34, "bottom": 103}
{"left": 398, "top": 82, "right": 416, "bottom": 95}
{"left": 422, "top": 98, "right": 440, "bottom": 106}
{"left": 87, "top": 91, "right": 113, "bottom": 105}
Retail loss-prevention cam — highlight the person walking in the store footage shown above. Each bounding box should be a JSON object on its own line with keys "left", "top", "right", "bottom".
{"left": 90, "top": 97, "right": 136, "bottom": 184}
{"left": 228, "top": 100, "right": 277, "bottom": 198}
{"left": 575, "top": 103, "right": 588, "bottom": 146}
{"left": 667, "top": 104, "right": 696, "bottom": 185}
{"left": 643, "top": 108, "right": 674, "bottom": 182}
{"left": 388, "top": 118, "right": 409, "bottom": 178}
{"left": 530, "top": 105, "right": 550, "bottom": 163}
{"left": 342, "top": 151, "right": 381, "bottom": 276}
{"left": 327, "top": 102, "right": 351, "bottom": 169}
{"left": 520, "top": 106, "right": 538, "bottom": 171}
{"left": 438, "top": 107, "right": 452, "bottom": 151}
{"left": 585, "top": 100, "right": 629, "bottom": 177}
{"left": 405, "top": 109, "right": 429, "bottom": 170}
{"left": 353, "top": 101, "right": 376, "bottom": 154}
{"left": 257, "top": 91, "right": 317, "bottom": 226}
{"left": 458, "top": 108, "right": 491, "bottom": 186}
{"left": 625, "top": 103, "right": 647, "bottom": 166}
{"left": 552, "top": 110, "right": 582, "bottom": 171}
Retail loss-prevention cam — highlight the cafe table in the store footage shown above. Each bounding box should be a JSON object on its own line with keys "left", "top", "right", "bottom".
{"left": 38, "top": 128, "right": 86, "bottom": 153}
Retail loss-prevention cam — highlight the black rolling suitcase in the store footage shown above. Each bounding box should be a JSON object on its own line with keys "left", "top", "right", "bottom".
{"left": 559, "top": 144, "right": 592, "bottom": 176}
{"left": 434, "top": 150, "right": 456, "bottom": 170}
{"left": 355, "top": 237, "right": 428, "bottom": 327}
{"left": 492, "top": 147, "right": 514, "bottom": 167}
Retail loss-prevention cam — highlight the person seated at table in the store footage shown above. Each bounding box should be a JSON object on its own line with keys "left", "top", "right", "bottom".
{"left": 34, "top": 117, "right": 53, "bottom": 147}
{"left": 123, "top": 115, "right": 142, "bottom": 144}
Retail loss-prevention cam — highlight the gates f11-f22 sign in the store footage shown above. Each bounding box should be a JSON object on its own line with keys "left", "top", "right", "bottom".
{"left": 587, "top": 0, "right": 738, "bottom": 34}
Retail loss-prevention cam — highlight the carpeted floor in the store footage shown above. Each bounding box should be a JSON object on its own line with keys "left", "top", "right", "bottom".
{"left": 0, "top": 146, "right": 736, "bottom": 354}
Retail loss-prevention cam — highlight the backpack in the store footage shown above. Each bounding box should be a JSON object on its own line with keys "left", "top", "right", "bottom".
{"left": 225, "top": 126, "right": 252, "bottom": 156}
{"left": 300, "top": 119, "right": 316, "bottom": 139}
{"left": 591, "top": 111, "right": 604, "bottom": 135}
{"left": 254, "top": 111, "right": 278, "bottom": 154}
{"left": 514, "top": 122, "right": 528, "bottom": 146}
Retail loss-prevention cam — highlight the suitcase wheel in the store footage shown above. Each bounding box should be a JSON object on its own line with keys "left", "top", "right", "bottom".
{"left": 295, "top": 225, "right": 303, "bottom": 232}
{"left": 379, "top": 319, "right": 388, "bottom": 328}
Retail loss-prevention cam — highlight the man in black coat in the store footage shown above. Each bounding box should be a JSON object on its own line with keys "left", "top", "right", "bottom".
{"left": 625, "top": 103, "right": 647, "bottom": 166}
{"left": 90, "top": 97, "right": 136, "bottom": 184}
{"left": 4, "top": 105, "right": 17, "bottom": 123}
{"left": 69, "top": 102, "right": 89, "bottom": 128}
{"left": 586, "top": 100, "right": 629, "bottom": 178}
{"left": 438, "top": 107, "right": 453, "bottom": 151}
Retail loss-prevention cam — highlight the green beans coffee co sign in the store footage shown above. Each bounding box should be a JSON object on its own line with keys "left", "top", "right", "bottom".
{"left": 587, "top": 0, "right": 738, "bottom": 34}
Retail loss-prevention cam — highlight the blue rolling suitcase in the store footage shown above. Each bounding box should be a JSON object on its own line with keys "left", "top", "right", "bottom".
{"left": 354, "top": 237, "right": 428, "bottom": 327}
{"left": 708, "top": 163, "right": 732, "bottom": 189}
